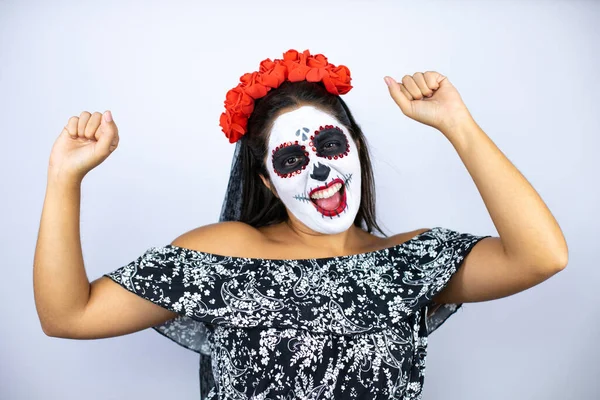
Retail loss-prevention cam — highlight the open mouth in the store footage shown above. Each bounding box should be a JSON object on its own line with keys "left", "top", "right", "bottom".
{"left": 309, "top": 178, "right": 347, "bottom": 217}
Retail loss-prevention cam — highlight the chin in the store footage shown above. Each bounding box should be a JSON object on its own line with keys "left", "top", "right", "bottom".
{"left": 285, "top": 176, "right": 361, "bottom": 235}
{"left": 296, "top": 203, "right": 360, "bottom": 235}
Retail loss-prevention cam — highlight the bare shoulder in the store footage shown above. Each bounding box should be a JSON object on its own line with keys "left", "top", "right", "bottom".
{"left": 387, "top": 227, "right": 432, "bottom": 247}
{"left": 171, "top": 221, "right": 266, "bottom": 257}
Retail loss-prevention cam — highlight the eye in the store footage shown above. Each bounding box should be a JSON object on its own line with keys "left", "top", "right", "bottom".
{"left": 284, "top": 156, "right": 301, "bottom": 167}
{"left": 271, "top": 144, "right": 309, "bottom": 176}
{"left": 313, "top": 126, "right": 348, "bottom": 158}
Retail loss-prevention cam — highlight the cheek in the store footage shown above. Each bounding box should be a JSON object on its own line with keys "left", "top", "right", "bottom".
{"left": 270, "top": 164, "right": 309, "bottom": 180}
{"left": 324, "top": 150, "right": 361, "bottom": 174}
{"left": 325, "top": 137, "right": 359, "bottom": 166}
{"left": 343, "top": 141, "right": 361, "bottom": 168}
{"left": 269, "top": 167, "right": 309, "bottom": 194}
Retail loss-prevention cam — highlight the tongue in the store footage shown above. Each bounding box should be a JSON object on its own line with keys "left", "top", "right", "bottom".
{"left": 315, "top": 191, "right": 342, "bottom": 211}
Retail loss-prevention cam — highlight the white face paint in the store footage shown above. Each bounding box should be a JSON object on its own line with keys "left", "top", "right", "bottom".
{"left": 266, "top": 106, "right": 362, "bottom": 234}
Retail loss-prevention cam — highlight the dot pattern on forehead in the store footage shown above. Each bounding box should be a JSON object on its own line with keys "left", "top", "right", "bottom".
{"left": 295, "top": 127, "right": 310, "bottom": 142}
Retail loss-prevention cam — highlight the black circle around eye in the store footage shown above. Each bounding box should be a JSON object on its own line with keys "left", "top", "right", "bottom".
{"left": 314, "top": 128, "right": 348, "bottom": 157}
{"left": 272, "top": 144, "right": 309, "bottom": 175}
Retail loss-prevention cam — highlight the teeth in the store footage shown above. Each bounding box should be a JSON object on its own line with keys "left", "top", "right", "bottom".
{"left": 310, "top": 183, "right": 342, "bottom": 200}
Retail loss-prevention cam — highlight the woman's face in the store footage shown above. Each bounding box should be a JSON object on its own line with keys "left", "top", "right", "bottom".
{"left": 265, "top": 106, "right": 362, "bottom": 234}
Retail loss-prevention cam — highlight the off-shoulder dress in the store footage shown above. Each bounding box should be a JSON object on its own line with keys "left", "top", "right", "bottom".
{"left": 105, "top": 226, "right": 490, "bottom": 399}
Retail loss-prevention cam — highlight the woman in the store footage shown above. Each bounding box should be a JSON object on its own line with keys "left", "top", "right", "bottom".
{"left": 34, "top": 49, "right": 568, "bottom": 399}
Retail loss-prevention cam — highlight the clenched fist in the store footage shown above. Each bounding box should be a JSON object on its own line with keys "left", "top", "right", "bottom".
{"left": 384, "top": 72, "right": 474, "bottom": 137}
{"left": 48, "top": 110, "right": 119, "bottom": 182}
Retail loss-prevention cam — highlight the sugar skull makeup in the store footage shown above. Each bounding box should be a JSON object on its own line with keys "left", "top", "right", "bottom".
{"left": 266, "top": 106, "right": 362, "bottom": 234}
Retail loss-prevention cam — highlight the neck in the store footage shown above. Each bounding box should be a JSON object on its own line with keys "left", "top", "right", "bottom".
{"left": 282, "top": 216, "right": 367, "bottom": 254}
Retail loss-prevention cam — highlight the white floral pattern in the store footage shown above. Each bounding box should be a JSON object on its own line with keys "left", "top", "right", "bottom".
{"left": 105, "top": 226, "right": 489, "bottom": 399}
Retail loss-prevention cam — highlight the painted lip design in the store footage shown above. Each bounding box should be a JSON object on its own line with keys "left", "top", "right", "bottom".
{"left": 308, "top": 178, "right": 347, "bottom": 217}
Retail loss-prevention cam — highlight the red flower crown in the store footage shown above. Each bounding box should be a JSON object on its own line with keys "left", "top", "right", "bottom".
{"left": 219, "top": 49, "right": 353, "bottom": 143}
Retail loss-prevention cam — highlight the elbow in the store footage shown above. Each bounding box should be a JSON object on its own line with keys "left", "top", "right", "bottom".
{"left": 42, "top": 325, "right": 62, "bottom": 338}
{"left": 549, "top": 243, "right": 569, "bottom": 273}
{"left": 509, "top": 253, "right": 568, "bottom": 283}
{"left": 36, "top": 308, "right": 62, "bottom": 337}
{"left": 40, "top": 322, "right": 60, "bottom": 337}
{"left": 552, "top": 254, "right": 568, "bottom": 273}
{"left": 508, "top": 242, "right": 569, "bottom": 277}
{"left": 550, "top": 238, "right": 570, "bottom": 273}
{"left": 42, "top": 326, "right": 75, "bottom": 339}
{"left": 40, "top": 320, "right": 64, "bottom": 338}
{"left": 39, "top": 318, "right": 75, "bottom": 339}
{"left": 504, "top": 234, "right": 569, "bottom": 276}
{"left": 537, "top": 251, "right": 569, "bottom": 277}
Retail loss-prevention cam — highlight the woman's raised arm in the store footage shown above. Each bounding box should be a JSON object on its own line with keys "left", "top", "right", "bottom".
{"left": 33, "top": 111, "right": 177, "bottom": 339}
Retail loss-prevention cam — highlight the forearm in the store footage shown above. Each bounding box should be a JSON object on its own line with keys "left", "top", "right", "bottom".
{"left": 444, "top": 119, "right": 568, "bottom": 269}
{"left": 33, "top": 173, "right": 91, "bottom": 334}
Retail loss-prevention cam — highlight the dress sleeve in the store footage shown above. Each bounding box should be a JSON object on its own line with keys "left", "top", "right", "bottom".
{"left": 105, "top": 245, "right": 262, "bottom": 323}
{"left": 405, "top": 227, "right": 491, "bottom": 334}
{"left": 103, "top": 244, "right": 255, "bottom": 354}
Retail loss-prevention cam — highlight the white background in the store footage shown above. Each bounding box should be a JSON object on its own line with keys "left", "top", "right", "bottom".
{"left": 1, "top": 0, "right": 598, "bottom": 399}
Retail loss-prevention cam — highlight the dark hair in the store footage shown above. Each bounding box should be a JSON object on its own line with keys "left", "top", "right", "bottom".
{"left": 238, "top": 80, "right": 384, "bottom": 235}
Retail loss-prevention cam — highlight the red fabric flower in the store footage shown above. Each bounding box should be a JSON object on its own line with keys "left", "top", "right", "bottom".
{"left": 219, "top": 110, "right": 248, "bottom": 144}
{"left": 282, "top": 49, "right": 300, "bottom": 62}
{"left": 240, "top": 72, "right": 269, "bottom": 100}
{"left": 323, "top": 65, "right": 353, "bottom": 95}
{"left": 258, "top": 59, "right": 287, "bottom": 88}
{"left": 224, "top": 86, "right": 254, "bottom": 115}
{"left": 285, "top": 50, "right": 311, "bottom": 82}
{"left": 305, "top": 53, "right": 330, "bottom": 82}
{"left": 219, "top": 49, "right": 353, "bottom": 143}
{"left": 307, "top": 53, "right": 328, "bottom": 68}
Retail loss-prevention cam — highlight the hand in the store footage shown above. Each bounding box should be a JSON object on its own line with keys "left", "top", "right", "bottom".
{"left": 384, "top": 72, "right": 474, "bottom": 135}
{"left": 48, "top": 111, "right": 119, "bottom": 182}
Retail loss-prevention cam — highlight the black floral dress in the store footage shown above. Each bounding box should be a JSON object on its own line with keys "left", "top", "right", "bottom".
{"left": 105, "top": 226, "right": 489, "bottom": 399}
